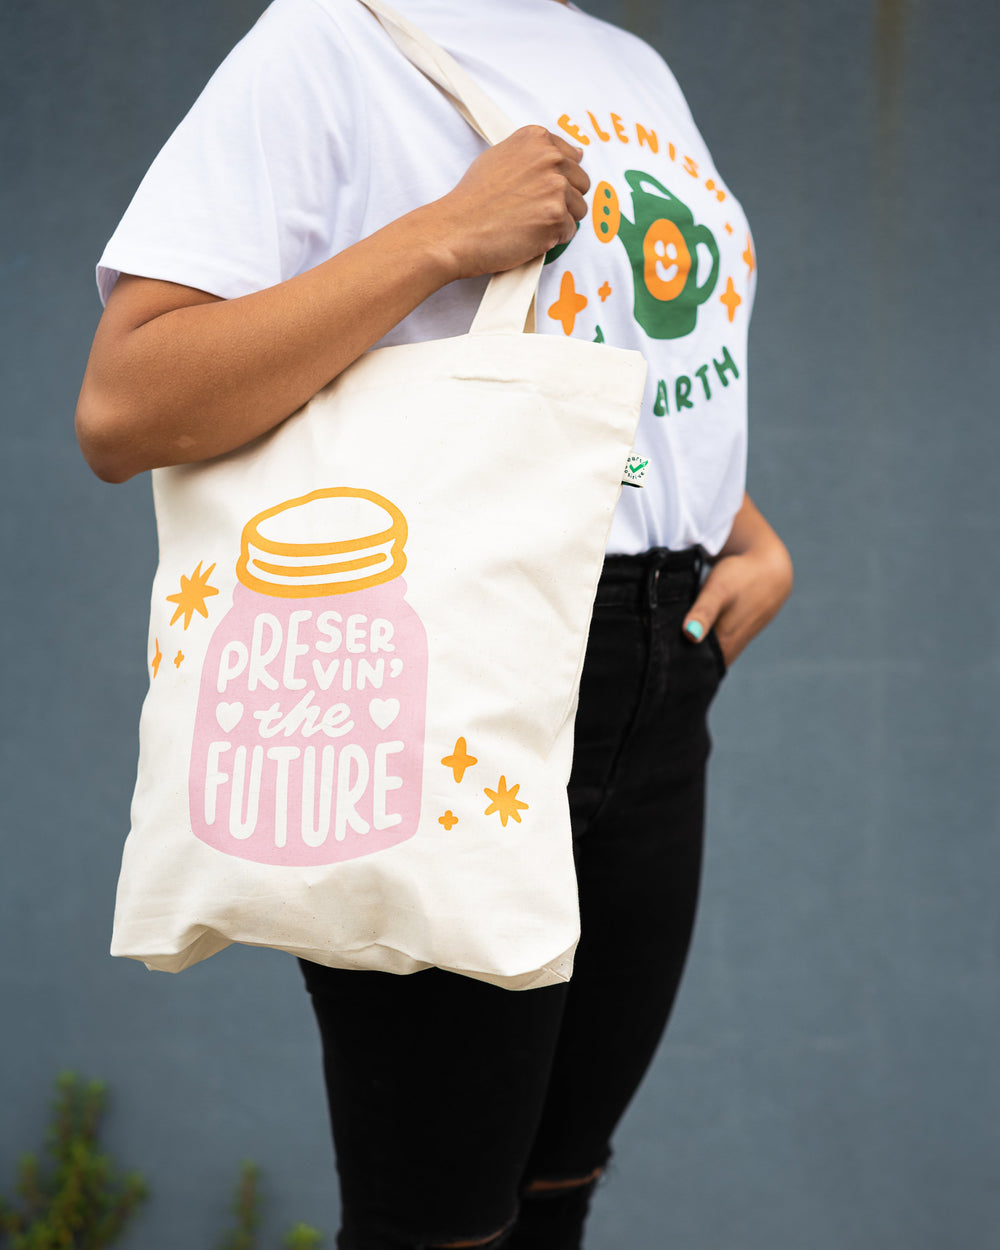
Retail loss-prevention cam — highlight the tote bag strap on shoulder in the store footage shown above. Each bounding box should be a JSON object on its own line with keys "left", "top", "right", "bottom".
{"left": 356, "top": 0, "right": 544, "bottom": 336}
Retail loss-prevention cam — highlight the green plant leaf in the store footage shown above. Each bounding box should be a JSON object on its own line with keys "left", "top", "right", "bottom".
{"left": 284, "top": 1223, "right": 324, "bottom": 1250}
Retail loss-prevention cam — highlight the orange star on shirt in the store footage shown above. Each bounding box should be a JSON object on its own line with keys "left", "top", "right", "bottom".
{"left": 441, "top": 737, "right": 477, "bottom": 783}
{"left": 547, "top": 270, "right": 588, "bottom": 335}
{"left": 720, "top": 276, "right": 742, "bottom": 323}
{"left": 743, "top": 232, "right": 756, "bottom": 277}
{"left": 438, "top": 810, "right": 459, "bottom": 831}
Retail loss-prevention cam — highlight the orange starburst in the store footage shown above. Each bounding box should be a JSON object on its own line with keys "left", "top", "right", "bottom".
{"left": 483, "top": 776, "right": 529, "bottom": 828}
{"left": 166, "top": 561, "right": 219, "bottom": 630}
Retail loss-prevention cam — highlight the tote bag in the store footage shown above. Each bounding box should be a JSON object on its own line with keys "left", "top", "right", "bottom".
{"left": 111, "top": 0, "right": 648, "bottom": 990}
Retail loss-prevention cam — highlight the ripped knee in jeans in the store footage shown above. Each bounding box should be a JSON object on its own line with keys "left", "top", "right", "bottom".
{"left": 522, "top": 1166, "right": 604, "bottom": 1195}
{"left": 428, "top": 1217, "right": 517, "bottom": 1249}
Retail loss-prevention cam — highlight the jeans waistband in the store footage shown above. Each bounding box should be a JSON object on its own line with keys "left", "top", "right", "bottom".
{"left": 595, "top": 546, "right": 708, "bottom": 609}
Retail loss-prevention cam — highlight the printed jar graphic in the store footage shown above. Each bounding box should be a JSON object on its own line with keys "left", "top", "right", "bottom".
{"left": 189, "top": 488, "right": 428, "bottom": 866}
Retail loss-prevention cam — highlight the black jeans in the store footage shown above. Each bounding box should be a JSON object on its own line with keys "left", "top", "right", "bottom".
{"left": 299, "top": 547, "right": 725, "bottom": 1250}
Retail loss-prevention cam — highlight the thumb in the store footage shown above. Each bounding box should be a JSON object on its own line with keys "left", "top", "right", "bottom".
{"left": 683, "top": 583, "right": 725, "bottom": 643}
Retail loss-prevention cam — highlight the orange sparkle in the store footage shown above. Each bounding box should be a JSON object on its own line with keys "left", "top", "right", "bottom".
{"left": 151, "top": 637, "right": 162, "bottom": 678}
{"left": 484, "top": 776, "right": 529, "bottom": 828}
{"left": 547, "top": 270, "right": 588, "bottom": 336}
{"left": 720, "top": 276, "right": 742, "bottom": 323}
{"left": 725, "top": 223, "right": 734, "bottom": 235}
{"left": 743, "top": 232, "right": 756, "bottom": 277}
{"left": 166, "top": 560, "right": 219, "bottom": 630}
{"left": 173, "top": 650, "right": 185, "bottom": 669}
{"left": 441, "top": 737, "right": 477, "bottom": 783}
{"left": 598, "top": 281, "right": 612, "bottom": 302}
{"left": 438, "top": 810, "right": 459, "bottom": 831}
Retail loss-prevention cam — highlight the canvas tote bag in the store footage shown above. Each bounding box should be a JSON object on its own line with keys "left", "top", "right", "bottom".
{"left": 111, "top": 0, "right": 648, "bottom": 990}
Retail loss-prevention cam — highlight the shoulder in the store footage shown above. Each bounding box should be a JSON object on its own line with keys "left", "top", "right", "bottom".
{"left": 203, "top": 0, "right": 367, "bottom": 100}
{"left": 573, "top": 7, "right": 696, "bottom": 110}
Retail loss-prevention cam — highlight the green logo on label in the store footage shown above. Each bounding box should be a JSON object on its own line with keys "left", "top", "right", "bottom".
{"left": 621, "top": 453, "right": 650, "bottom": 487}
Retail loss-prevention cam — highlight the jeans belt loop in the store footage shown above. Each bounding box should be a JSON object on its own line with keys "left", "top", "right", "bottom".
{"left": 646, "top": 559, "right": 661, "bottom": 609}
{"left": 692, "top": 545, "right": 705, "bottom": 586}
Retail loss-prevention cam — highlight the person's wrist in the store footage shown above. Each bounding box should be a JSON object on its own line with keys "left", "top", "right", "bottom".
{"left": 410, "top": 198, "right": 476, "bottom": 285}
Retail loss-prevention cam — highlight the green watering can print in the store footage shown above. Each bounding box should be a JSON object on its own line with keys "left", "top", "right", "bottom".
{"left": 615, "top": 171, "right": 720, "bottom": 340}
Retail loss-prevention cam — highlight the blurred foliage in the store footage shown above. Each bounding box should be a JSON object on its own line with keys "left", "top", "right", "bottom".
{"left": 0, "top": 1074, "right": 324, "bottom": 1250}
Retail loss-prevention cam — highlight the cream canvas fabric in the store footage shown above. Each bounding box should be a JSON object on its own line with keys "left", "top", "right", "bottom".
{"left": 110, "top": 0, "right": 647, "bottom": 990}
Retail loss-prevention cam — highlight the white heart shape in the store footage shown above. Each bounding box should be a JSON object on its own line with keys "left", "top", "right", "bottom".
{"left": 368, "top": 698, "right": 400, "bottom": 730}
{"left": 216, "top": 702, "right": 244, "bottom": 732}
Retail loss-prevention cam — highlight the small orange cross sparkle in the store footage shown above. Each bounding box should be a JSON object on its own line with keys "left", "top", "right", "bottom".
{"left": 441, "top": 737, "right": 478, "bottom": 783}
{"left": 547, "top": 270, "right": 588, "bottom": 335}
{"left": 743, "top": 232, "right": 756, "bottom": 277}
{"left": 720, "top": 276, "right": 742, "bottom": 323}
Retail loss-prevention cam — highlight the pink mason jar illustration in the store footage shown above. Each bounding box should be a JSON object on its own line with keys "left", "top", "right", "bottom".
{"left": 189, "top": 488, "right": 428, "bottom": 866}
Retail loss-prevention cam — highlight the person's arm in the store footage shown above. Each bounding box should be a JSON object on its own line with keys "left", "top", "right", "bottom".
{"left": 75, "top": 126, "right": 589, "bottom": 483}
{"left": 683, "top": 492, "right": 794, "bottom": 665}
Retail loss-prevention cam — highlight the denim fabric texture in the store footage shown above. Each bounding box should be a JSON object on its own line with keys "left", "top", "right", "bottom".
{"left": 299, "top": 547, "right": 724, "bottom": 1249}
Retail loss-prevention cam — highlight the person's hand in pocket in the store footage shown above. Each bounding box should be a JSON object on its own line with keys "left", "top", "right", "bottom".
{"left": 683, "top": 493, "right": 793, "bottom": 667}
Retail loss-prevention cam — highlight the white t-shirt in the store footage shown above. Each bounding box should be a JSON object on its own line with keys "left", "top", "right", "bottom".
{"left": 98, "top": 0, "right": 756, "bottom": 555}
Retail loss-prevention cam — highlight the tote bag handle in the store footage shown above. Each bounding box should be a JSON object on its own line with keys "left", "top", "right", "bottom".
{"left": 356, "top": 0, "right": 544, "bottom": 336}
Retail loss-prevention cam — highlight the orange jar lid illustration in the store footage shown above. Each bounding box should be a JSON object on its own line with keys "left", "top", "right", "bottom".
{"left": 236, "top": 487, "right": 408, "bottom": 598}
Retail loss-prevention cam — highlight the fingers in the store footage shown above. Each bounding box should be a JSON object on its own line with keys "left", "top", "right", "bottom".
{"left": 543, "top": 130, "right": 589, "bottom": 232}
{"left": 543, "top": 131, "right": 591, "bottom": 197}
{"left": 682, "top": 566, "right": 729, "bottom": 642}
{"left": 683, "top": 598, "right": 720, "bottom": 643}
{"left": 565, "top": 186, "right": 589, "bottom": 225}
{"left": 512, "top": 125, "right": 590, "bottom": 194}
{"left": 439, "top": 125, "right": 592, "bottom": 279}
{"left": 682, "top": 545, "right": 793, "bottom": 667}
{"left": 543, "top": 128, "right": 587, "bottom": 166}
{"left": 562, "top": 153, "right": 592, "bottom": 196}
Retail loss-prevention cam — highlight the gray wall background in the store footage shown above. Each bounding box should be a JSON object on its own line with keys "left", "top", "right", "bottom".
{"left": 2, "top": 0, "right": 998, "bottom": 1245}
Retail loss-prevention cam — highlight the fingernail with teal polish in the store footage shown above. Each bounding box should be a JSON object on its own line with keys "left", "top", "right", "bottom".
{"left": 685, "top": 620, "right": 704, "bottom": 641}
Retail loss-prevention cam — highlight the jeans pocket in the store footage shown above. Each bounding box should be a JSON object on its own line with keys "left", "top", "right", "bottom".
{"left": 706, "top": 627, "right": 728, "bottom": 681}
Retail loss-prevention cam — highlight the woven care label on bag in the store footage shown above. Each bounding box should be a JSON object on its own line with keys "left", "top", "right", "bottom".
{"left": 186, "top": 489, "right": 428, "bottom": 866}
{"left": 621, "top": 453, "right": 650, "bottom": 488}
